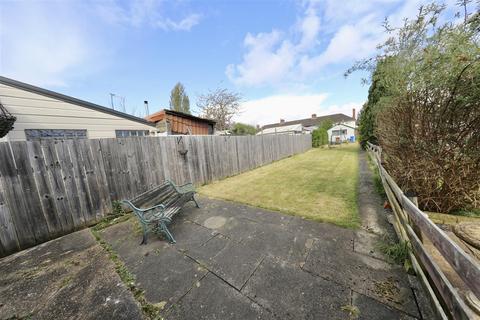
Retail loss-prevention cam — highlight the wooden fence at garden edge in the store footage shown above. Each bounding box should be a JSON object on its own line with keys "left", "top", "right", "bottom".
{"left": 367, "top": 142, "right": 480, "bottom": 320}
{"left": 0, "top": 134, "right": 311, "bottom": 257}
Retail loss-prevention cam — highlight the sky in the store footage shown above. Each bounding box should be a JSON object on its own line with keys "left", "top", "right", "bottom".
{"left": 0, "top": 0, "right": 461, "bottom": 126}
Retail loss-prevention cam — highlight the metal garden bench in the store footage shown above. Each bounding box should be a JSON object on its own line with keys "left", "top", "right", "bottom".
{"left": 122, "top": 180, "right": 199, "bottom": 244}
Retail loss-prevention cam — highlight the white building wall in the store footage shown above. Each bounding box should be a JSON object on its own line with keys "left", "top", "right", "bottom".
{"left": 327, "top": 124, "right": 356, "bottom": 143}
{"left": 0, "top": 83, "right": 156, "bottom": 142}
{"left": 343, "top": 120, "right": 356, "bottom": 128}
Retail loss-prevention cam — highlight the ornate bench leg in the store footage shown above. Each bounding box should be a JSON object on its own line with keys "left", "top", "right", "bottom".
{"left": 159, "top": 221, "right": 176, "bottom": 244}
{"left": 193, "top": 194, "right": 200, "bottom": 208}
{"left": 140, "top": 224, "right": 148, "bottom": 245}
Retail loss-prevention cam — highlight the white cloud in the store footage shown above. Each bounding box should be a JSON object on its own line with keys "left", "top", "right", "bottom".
{"left": 157, "top": 14, "right": 202, "bottom": 31}
{"left": 226, "top": 31, "right": 296, "bottom": 87}
{"left": 299, "top": 14, "right": 385, "bottom": 76}
{"left": 0, "top": 2, "right": 93, "bottom": 87}
{"left": 234, "top": 93, "right": 362, "bottom": 126}
{"left": 296, "top": 5, "right": 321, "bottom": 51}
{"left": 95, "top": 0, "right": 201, "bottom": 31}
{"left": 226, "top": 0, "right": 428, "bottom": 88}
{"left": 321, "top": 0, "right": 399, "bottom": 24}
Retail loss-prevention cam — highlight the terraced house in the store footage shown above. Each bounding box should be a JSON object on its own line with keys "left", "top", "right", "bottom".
{"left": 257, "top": 109, "right": 357, "bottom": 138}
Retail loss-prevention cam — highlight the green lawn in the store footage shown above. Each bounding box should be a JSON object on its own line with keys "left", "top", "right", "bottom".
{"left": 199, "top": 143, "right": 360, "bottom": 228}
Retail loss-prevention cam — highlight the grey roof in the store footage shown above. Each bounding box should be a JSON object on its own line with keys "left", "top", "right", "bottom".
{"left": 261, "top": 113, "right": 355, "bottom": 130}
{"left": 0, "top": 76, "right": 156, "bottom": 127}
{"left": 164, "top": 109, "right": 216, "bottom": 124}
{"left": 330, "top": 123, "right": 356, "bottom": 130}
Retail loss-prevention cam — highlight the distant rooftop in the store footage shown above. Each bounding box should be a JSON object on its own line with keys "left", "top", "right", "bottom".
{"left": 261, "top": 113, "right": 355, "bottom": 130}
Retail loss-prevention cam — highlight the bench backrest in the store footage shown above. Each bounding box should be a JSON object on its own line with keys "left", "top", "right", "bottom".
{"left": 130, "top": 181, "right": 180, "bottom": 209}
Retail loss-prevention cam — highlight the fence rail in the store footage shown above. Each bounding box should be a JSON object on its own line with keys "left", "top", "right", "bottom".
{"left": 366, "top": 142, "right": 480, "bottom": 320}
{"left": 0, "top": 134, "right": 311, "bottom": 257}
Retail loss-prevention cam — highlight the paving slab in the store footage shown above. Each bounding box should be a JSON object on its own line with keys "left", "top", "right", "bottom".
{"left": 354, "top": 229, "right": 388, "bottom": 261}
{"left": 303, "top": 237, "right": 419, "bottom": 317}
{"left": 408, "top": 275, "right": 437, "bottom": 320}
{"left": 200, "top": 213, "right": 260, "bottom": 242}
{"left": 131, "top": 247, "right": 208, "bottom": 309}
{"left": 241, "top": 222, "right": 314, "bottom": 266}
{"left": 182, "top": 198, "right": 240, "bottom": 225}
{"left": 99, "top": 219, "right": 211, "bottom": 310}
{"left": 242, "top": 257, "right": 351, "bottom": 319}
{"left": 166, "top": 272, "right": 274, "bottom": 320}
{"left": 187, "top": 196, "right": 292, "bottom": 227}
{"left": 168, "top": 218, "right": 218, "bottom": 252}
{"left": 351, "top": 291, "right": 416, "bottom": 319}
{"left": 286, "top": 215, "right": 356, "bottom": 244}
{"left": 187, "top": 234, "right": 265, "bottom": 290}
{"left": 99, "top": 218, "right": 170, "bottom": 268}
{"left": 0, "top": 229, "right": 142, "bottom": 320}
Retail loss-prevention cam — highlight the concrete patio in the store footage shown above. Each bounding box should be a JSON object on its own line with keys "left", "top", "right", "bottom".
{"left": 1, "top": 194, "right": 435, "bottom": 319}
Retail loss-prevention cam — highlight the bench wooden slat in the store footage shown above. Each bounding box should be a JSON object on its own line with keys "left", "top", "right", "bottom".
{"left": 131, "top": 182, "right": 171, "bottom": 206}
{"left": 135, "top": 189, "right": 178, "bottom": 209}
{"left": 163, "top": 194, "right": 194, "bottom": 218}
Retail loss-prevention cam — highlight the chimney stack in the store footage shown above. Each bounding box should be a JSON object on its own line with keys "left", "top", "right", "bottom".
{"left": 144, "top": 100, "right": 149, "bottom": 116}
{"left": 311, "top": 114, "right": 317, "bottom": 119}
{"left": 280, "top": 119, "right": 285, "bottom": 123}
{"left": 352, "top": 108, "right": 356, "bottom": 120}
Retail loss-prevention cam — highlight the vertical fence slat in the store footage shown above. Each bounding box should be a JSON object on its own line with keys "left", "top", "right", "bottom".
{"left": 0, "top": 173, "right": 20, "bottom": 255}
{"left": 55, "top": 140, "right": 85, "bottom": 229}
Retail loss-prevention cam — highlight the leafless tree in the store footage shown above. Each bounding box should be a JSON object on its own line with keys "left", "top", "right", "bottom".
{"left": 196, "top": 88, "right": 242, "bottom": 131}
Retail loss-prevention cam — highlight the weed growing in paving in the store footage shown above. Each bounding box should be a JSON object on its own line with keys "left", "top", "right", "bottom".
{"left": 367, "top": 153, "right": 386, "bottom": 198}
{"left": 378, "top": 235, "right": 412, "bottom": 272}
{"left": 92, "top": 201, "right": 132, "bottom": 231}
{"left": 90, "top": 229, "right": 163, "bottom": 320}
{"left": 340, "top": 305, "right": 360, "bottom": 319}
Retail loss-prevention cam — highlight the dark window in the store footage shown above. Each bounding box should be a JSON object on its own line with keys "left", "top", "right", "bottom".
{"left": 332, "top": 129, "right": 348, "bottom": 136}
{"left": 25, "top": 129, "right": 87, "bottom": 141}
{"left": 208, "top": 124, "right": 214, "bottom": 135}
{"left": 115, "top": 130, "right": 150, "bottom": 138}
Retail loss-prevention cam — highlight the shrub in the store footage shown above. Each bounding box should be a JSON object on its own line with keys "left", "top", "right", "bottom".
{"left": 112, "top": 200, "right": 126, "bottom": 217}
{"left": 231, "top": 122, "right": 257, "bottom": 135}
{"left": 312, "top": 120, "right": 333, "bottom": 147}
{"left": 350, "top": 3, "right": 480, "bottom": 213}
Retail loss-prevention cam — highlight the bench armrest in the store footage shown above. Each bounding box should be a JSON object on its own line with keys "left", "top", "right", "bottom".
{"left": 122, "top": 200, "right": 165, "bottom": 213}
{"left": 178, "top": 182, "right": 194, "bottom": 188}
{"left": 167, "top": 180, "right": 196, "bottom": 195}
{"left": 141, "top": 203, "right": 166, "bottom": 212}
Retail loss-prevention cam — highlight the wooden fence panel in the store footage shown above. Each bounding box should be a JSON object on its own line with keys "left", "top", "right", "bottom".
{"left": 0, "top": 176, "right": 19, "bottom": 255}
{"left": 0, "top": 134, "right": 311, "bottom": 256}
{"left": 0, "top": 143, "right": 38, "bottom": 248}
{"left": 367, "top": 142, "right": 480, "bottom": 319}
